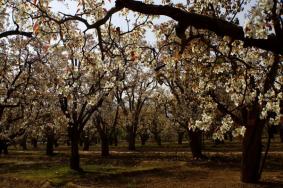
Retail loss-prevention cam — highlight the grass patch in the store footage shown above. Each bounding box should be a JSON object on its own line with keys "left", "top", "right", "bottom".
{"left": 3, "top": 160, "right": 182, "bottom": 186}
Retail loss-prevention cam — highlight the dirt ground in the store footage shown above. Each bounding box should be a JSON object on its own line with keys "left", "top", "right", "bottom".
{"left": 0, "top": 141, "right": 282, "bottom": 188}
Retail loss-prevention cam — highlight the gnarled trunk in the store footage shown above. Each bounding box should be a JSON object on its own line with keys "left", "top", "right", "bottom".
{"left": 241, "top": 110, "right": 264, "bottom": 183}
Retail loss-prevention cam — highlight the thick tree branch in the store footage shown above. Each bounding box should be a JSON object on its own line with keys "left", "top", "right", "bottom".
{"left": 209, "top": 90, "right": 243, "bottom": 125}
{"left": 116, "top": 0, "right": 283, "bottom": 54}
{"left": 0, "top": 30, "right": 33, "bottom": 39}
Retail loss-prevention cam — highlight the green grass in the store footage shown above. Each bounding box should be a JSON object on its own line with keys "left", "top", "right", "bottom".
{"left": 2, "top": 160, "right": 181, "bottom": 186}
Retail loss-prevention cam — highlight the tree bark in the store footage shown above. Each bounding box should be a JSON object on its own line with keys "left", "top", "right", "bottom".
{"left": 140, "top": 133, "right": 149, "bottom": 146}
{"left": 31, "top": 138, "right": 38, "bottom": 148}
{"left": 154, "top": 133, "right": 161, "bottom": 146}
{"left": 46, "top": 134, "right": 54, "bottom": 156}
{"left": 280, "top": 123, "right": 283, "bottom": 143}
{"left": 126, "top": 122, "right": 137, "bottom": 151}
{"left": 115, "top": 0, "right": 283, "bottom": 54}
{"left": 83, "top": 137, "right": 90, "bottom": 151}
{"left": 188, "top": 129, "right": 204, "bottom": 159}
{"left": 114, "top": 131, "right": 118, "bottom": 146}
{"left": 20, "top": 135, "right": 27, "bottom": 150}
{"left": 0, "top": 140, "right": 8, "bottom": 154}
{"left": 241, "top": 110, "right": 264, "bottom": 183}
{"left": 280, "top": 128, "right": 283, "bottom": 143}
{"left": 101, "top": 135, "right": 109, "bottom": 157}
{"left": 127, "top": 129, "right": 136, "bottom": 151}
{"left": 69, "top": 126, "right": 82, "bottom": 171}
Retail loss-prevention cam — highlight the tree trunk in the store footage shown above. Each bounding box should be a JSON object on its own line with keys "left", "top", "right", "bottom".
{"left": 101, "top": 135, "right": 109, "bottom": 157}
{"left": 83, "top": 138, "right": 90, "bottom": 151}
{"left": 188, "top": 129, "right": 204, "bottom": 159}
{"left": 140, "top": 133, "right": 148, "bottom": 146}
{"left": 69, "top": 126, "right": 81, "bottom": 171}
{"left": 280, "top": 128, "right": 283, "bottom": 143}
{"left": 109, "top": 128, "right": 118, "bottom": 146}
{"left": 0, "top": 140, "right": 8, "bottom": 154}
{"left": 127, "top": 130, "right": 136, "bottom": 151}
{"left": 177, "top": 131, "right": 184, "bottom": 145}
{"left": 20, "top": 135, "right": 27, "bottom": 150}
{"left": 54, "top": 138, "right": 59, "bottom": 148}
{"left": 241, "top": 112, "right": 264, "bottom": 183}
{"left": 126, "top": 123, "right": 136, "bottom": 151}
{"left": 114, "top": 132, "right": 118, "bottom": 146}
{"left": 280, "top": 121, "right": 283, "bottom": 143}
{"left": 46, "top": 134, "right": 54, "bottom": 156}
{"left": 31, "top": 138, "right": 38, "bottom": 148}
{"left": 141, "top": 138, "right": 146, "bottom": 145}
{"left": 154, "top": 133, "right": 161, "bottom": 146}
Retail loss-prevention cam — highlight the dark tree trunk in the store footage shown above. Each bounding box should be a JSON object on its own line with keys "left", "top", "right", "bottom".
{"left": 20, "top": 135, "right": 27, "bottom": 150}
{"left": 114, "top": 132, "right": 118, "bottom": 146}
{"left": 280, "top": 101, "right": 283, "bottom": 142}
{"left": 140, "top": 133, "right": 149, "bottom": 146}
{"left": 127, "top": 129, "right": 136, "bottom": 151}
{"left": 109, "top": 136, "right": 113, "bottom": 146}
{"left": 69, "top": 126, "right": 81, "bottom": 171}
{"left": 83, "top": 138, "right": 90, "bottom": 151}
{"left": 101, "top": 135, "right": 109, "bottom": 157}
{"left": 54, "top": 138, "right": 59, "bottom": 148}
{"left": 280, "top": 123, "right": 283, "bottom": 143}
{"left": 46, "top": 134, "right": 54, "bottom": 156}
{"left": 109, "top": 128, "right": 119, "bottom": 146}
{"left": 241, "top": 111, "right": 264, "bottom": 183}
{"left": 141, "top": 137, "right": 146, "bottom": 145}
{"left": 126, "top": 123, "right": 137, "bottom": 151}
{"left": 154, "top": 133, "right": 161, "bottom": 146}
{"left": 79, "top": 138, "right": 83, "bottom": 147}
{"left": 188, "top": 129, "right": 204, "bottom": 159}
{"left": 31, "top": 138, "right": 38, "bottom": 148}
{"left": 177, "top": 131, "right": 184, "bottom": 145}
{"left": 0, "top": 140, "right": 8, "bottom": 154}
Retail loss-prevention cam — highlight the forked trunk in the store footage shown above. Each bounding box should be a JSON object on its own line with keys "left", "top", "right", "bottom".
{"left": 241, "top": 111, "right": 264, "bottom": 183}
